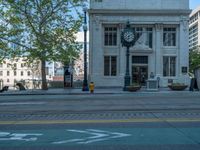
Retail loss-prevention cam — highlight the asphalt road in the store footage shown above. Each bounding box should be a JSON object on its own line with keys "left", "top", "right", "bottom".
{"left": 1, "top": 121, "right": 200, "bottom": 150}
{"left": 0, "top": 93, "right": 200, "bottom": 112}
{"left": 0, "top": 94, "right": 200, "bottom": 149}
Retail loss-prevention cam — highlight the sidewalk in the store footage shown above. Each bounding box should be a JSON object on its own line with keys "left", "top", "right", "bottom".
{"left": 0, "top": 87, "right": 200, "bottom": 96}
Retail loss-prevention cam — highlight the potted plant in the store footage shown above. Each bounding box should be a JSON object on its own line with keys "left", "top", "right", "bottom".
{"left": 168, "top": 83, "right": 188, "bottom": 91}
{"left": 127, "top": 83, "right": 141, "bottom": 92}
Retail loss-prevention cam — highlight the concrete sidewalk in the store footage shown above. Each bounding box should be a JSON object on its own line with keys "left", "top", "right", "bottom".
{"left": 0, "top": 87, "right": 200, "bottom": 96}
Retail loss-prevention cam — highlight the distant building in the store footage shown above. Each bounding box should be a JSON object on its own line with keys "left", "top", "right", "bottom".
{"left": 0, "top": 57, "right": 41, "bottom": 89}
{"left": 89, "top": 0, "right": 190, "bottom": 87}
{"left": 50, "top": 32, "right": 88, "bottom": 82}
{"left": 0, "top": 31, "right": 87, "bottom": 89}
{"left": 189, "top": 6, "right": 200, "bottom": 50}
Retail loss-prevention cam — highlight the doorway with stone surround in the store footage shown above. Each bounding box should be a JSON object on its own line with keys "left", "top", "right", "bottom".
{"left": 131, "top": 56, "right": 148, "bottom": 86}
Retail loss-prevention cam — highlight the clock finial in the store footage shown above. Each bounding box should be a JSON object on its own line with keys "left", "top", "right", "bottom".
{"left": 126, "top": 20, "right": 130, "bottom": 28}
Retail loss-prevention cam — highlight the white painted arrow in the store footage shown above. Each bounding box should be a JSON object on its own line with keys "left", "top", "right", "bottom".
{"left": 52, "top": 129, "right": 131, "bottom": 145}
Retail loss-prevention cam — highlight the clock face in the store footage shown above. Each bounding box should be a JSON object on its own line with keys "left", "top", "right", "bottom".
{"left": 123, "top": 31, "right": 134, "bottom": 42}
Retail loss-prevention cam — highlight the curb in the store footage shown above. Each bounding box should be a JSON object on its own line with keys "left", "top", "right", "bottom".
{"left": 0, "top": 91, "right": 200, "bottom": 96}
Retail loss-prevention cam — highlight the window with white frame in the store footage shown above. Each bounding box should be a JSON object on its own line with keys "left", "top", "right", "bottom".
{"left": 104, "top": 56, "right": 117, "bottom": 76}
{"left": 104, "top": 27, "right": 117, "bottom": 46}
{"left": 0, "top": 71, "right": 3, "bottom": 76}
{"left": 163, "top": 56, "right": 176, "bottom": 77}
{"left": 163, "top": 27, "right": 176, "bottom": 46}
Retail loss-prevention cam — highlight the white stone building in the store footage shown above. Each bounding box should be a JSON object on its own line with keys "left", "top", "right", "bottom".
{"left": 88, "top": 0, "right": 191, "bottom": 88}
{"left": 189, "top": 6, "right": 200, "bottom": 50}
{"left": 0, "top": 58, "right": 41, "bottom": 89}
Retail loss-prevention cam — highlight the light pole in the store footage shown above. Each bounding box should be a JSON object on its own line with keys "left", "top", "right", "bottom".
{"left": 82, "top": 5, "right": 89, "bottom": 91}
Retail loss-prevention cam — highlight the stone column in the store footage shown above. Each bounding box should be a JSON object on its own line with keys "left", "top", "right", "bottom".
{"left": 179, "top": 16, "right": 190, "bottom": 84}
{"left": 89, "top": 15, "right": 103, "bottom": 86}
{"left": 155, "top": 24, "right": 163, "bottom": 78}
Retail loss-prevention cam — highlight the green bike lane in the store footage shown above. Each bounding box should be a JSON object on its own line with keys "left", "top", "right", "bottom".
{"left": 1, "top": 122, "right": 200, "bottom": 149}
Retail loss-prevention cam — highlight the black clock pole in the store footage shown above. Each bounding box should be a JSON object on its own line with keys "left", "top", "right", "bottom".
{"left": 124, "top": 45, "right": 131, "bottom": 91}
{"left": 121, "top": 21, "right": 137, "bottom": 91}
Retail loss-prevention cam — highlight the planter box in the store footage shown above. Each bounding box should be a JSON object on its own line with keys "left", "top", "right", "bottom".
{"left": 127, "top": 86, "right": 141, "bottom": 92}
{"left": 168, "top": 85, "right": 188, "bottom": 91}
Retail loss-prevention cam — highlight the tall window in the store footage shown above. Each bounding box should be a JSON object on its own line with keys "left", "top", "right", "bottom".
{"left": 133, "top": 27, "right": 153, "bottom": 48}
{"left": 163, "top": 27, "right": 176, "bottom": 46}
{"left": 7, "top": 71, "right": 10, "bottom": 76}
{"left": 0, "top": 71, "right": 3, "bottom": 76}
{"left": 104, "top": 27, "right": 117, "bottom": 46}
{"left": 0, "top": 63, "right": 2, "bottom": 68}
{"left": 21, "top": 71, "right": 24, "bottom": 76}
{"left": 163, "top": 56, "right": 176, "bottom": 77}
{"left": 14, "top": 71, "right": 17, "bottom": 76}
{"left": 104, "top": 56, "right": 117, "bottom": 76}
{"left": 27, "top": 71, "right": 31, "bottom": 76}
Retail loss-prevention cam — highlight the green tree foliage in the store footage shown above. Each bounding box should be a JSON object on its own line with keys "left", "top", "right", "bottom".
{"left": 189, "top": 46, "right": 200, "bottom": 73}
{"left": 0, "top": 0, "right": 84, "bottom": 90}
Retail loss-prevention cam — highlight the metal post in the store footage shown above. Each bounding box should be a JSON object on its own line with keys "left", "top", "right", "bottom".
{"left": 123, "top": 46, "right": 131, "bottom": 90}
{"left": 82, "top": 6, "right": 89, "bottom": 91}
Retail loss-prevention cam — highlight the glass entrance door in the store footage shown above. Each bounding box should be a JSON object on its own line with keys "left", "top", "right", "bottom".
{"left": 132, "top": 66, "right": 148, "bottom": 86}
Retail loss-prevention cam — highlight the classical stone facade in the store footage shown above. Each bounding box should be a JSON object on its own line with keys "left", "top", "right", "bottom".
{"left": 88, "top": 0, "right": 191, "bottom": 87}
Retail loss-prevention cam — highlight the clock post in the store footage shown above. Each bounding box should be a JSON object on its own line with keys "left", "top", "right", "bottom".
{"left": 121, "top": 21, "right": 135, "bottom": 91}
{"left": 124, "top": 45, "right": 131, "bottom": 90}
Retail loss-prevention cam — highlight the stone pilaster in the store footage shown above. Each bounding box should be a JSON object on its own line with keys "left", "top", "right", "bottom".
{"left": 155, "top": 23, "right": 163, "bottom": 77}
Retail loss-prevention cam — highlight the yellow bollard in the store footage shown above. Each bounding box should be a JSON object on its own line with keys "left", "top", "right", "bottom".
{"left": 89, "top": 82, "right": 94, "bottom": 93}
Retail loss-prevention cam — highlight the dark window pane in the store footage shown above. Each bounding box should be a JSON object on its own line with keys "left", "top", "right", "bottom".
{"left": 132, "top": 56, "right": 148, "bottom": 64}
{"left": 113, "top": 33, "right": 117, "bottom": 45}
{"left": 104, "top": 56, "right": 110, "bottom": 76}
{"left": 163, "top": 56, "right": 176, "bottom": 77}
{"left": 172, "top": 33, "right": 176, "bottom": 46}
{"left": 111, "top": 56, "right": 117, "bottom": 76}
{"left": 104, "top": 27, "right": 117, "bottom": 46}
{"left": 163, "top": 27, "right": 176, "bottom": 46}
{"left": 105, "top": 33, "right": 109, "bottom": 45}
{"left": 170, "top": 57, "right": 176, "bottom": 76}
{"left": 163, "top": 57, "right": 169, "bottom": 76}
{"left": 109, "top": 33, "right": 112, "bottom": 45}
{"left": 148, "top": 33, "right": 153, "bottom": 48}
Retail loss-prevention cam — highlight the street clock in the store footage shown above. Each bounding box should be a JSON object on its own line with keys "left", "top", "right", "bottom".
{"left": 123, "top": 30, "right": 134, "bottom": 43}
{"left": 121, "top": 22, "right": 135, "bottom": 47}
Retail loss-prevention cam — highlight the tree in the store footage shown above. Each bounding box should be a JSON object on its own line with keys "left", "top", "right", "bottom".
{"left": 0, "top": 0, "right": 84, "bottom": 90}
{"left": 189, "top": 46, "right": 200, "bottom": 73}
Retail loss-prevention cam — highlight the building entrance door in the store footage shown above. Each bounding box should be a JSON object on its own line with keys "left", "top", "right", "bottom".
{"left": 132, "top": 66, "right": 148, "bottom": 86}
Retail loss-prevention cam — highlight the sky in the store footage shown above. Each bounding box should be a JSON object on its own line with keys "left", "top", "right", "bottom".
{"left": 190, "top": 0, "right": 200, "bottom": 9}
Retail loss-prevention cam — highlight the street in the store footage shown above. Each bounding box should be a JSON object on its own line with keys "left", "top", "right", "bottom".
{"left": 0, "top": 93, "right": 200, "bottom": 149}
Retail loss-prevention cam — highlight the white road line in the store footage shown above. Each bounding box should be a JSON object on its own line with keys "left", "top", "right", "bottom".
{"left": 53, "top": 129, "right": 131, "bottom": 145}
{"left": 0, "top": 102, "right": 46, "bottom": 106}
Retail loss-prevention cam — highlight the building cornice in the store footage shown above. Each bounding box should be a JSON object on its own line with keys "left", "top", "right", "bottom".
{"left": 88, "top": 9, "right": 191, "bottom": 16}
{"left": 190, "top": 6, "right": 200, "bottom": 17}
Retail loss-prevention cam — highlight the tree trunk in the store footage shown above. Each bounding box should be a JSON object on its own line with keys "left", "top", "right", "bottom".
{"left": 41, "top": 59, "right": 48, "bottom": 90}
